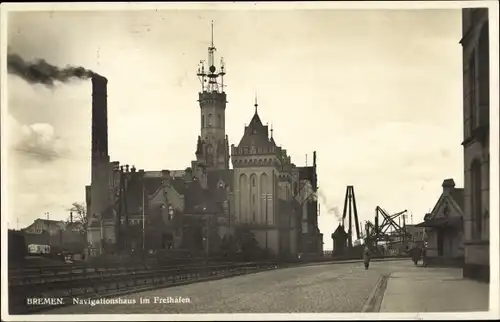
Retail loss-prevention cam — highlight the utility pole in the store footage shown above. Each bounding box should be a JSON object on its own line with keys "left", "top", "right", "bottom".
{"left": 206, "top": 216, "right": 210, "bottom": 256}
{"left": 142, "top": 178, "right": 145, "bottom": 253}
{"left": 100, "top": 216, "right": 104, "bottom": 255}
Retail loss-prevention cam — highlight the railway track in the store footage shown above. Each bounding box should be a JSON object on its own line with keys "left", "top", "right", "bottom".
{"left": 9, "top": 256, "right": 410, "bottom": 314}
{"left": 8, "top": 261, "right": 280, "bottom": 314}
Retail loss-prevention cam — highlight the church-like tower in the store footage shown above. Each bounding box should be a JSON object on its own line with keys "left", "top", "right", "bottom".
{"left": 231, "top": 98, "right": 283, "bottom": 254}
{"left": 195, "top": 21, "right": 230, "bottom": 170}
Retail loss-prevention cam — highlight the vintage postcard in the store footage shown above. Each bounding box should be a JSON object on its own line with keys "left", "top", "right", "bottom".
{"left": 1, "top": 1, "right": 498, "bottom": 321}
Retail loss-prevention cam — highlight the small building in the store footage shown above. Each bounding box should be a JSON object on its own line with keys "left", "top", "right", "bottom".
{"left": 331, "top": 224, "right": 348, "bottom": 256}
{"left": 22, "top": 218, "right": 65, "bottom": 235}
{"left": 416, "top": 179, "right": 464, "bottom": 267}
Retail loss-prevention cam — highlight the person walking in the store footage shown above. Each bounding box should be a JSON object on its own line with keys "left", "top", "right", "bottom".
{"left": 363, "top": 246, "right": 371, "bottom": 270}
{"left": 422, "top": 243, "right": 428, "bottom": 268}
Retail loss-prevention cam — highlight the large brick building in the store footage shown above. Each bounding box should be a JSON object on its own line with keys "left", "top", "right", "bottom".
{"left": 86, "top": 24, "right": 323, "bottom": 259}
{"left": 460, "top": 8, "right": 490, "bottom": 282}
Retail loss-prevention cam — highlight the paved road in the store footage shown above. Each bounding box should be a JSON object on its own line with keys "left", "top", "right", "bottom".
{"left": 45, "top": 260, "right": 408, "bottom": 314}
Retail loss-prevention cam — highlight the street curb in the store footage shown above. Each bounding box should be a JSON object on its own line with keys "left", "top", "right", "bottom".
{"left": 361, "top": 273, "right": 390, "bottom": 312}
{"left": 294, "top": 257, "right": 408, "bottom": 268}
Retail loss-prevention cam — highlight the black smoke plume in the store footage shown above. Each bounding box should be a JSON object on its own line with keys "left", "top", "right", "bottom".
{"left": 7, "top": 53, "right": 98, "bottom": 86}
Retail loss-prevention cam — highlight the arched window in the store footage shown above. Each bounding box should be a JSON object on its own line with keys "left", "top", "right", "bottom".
{"left": 252, "top": 176, "right": 256, "bottom": 187}
{"left": 471, "top": 159, "right": 482, "bottom": 239}
{"left": 208, "top": 113, "right": 212, "bottom": 127}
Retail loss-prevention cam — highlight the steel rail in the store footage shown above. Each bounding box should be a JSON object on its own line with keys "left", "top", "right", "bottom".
{"left": 8, "top": 261, "right": 278, "bottom": 314}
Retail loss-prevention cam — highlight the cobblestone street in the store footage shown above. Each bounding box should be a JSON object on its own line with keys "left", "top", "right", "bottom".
{"left": 46, "top": 260, "right": 404, "bottom": 314}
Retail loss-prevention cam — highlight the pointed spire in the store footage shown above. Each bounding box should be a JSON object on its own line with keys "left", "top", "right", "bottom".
{"left": 254, "top": 92, "right": 258, "bottom": 114}
{"left": 270, "top": 123, "right": 274, "bottom": 138}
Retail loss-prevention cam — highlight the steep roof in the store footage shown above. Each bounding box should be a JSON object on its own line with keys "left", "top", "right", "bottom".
{"left": 144, "top": 177, "right": 163, "bottom": 196}
{"left": 184, "top": 180, "right": 223, "bottom": 214}
{"left": 332, "top": 224, "right": 348, "bottom": 238}
{"left": 170, "top": 177, "right": 188, "bottom": 195}
{"left": 237, "top": 109, "right": 276, "bottom": 149}
{"left": 450, "top": 188, "right": 464, "bottom": 211}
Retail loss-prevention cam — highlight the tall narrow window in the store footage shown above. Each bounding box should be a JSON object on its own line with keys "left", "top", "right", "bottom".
{"left": 478, "top": 23, "right": 489, "bottom": 126}
{"left": 471, "top": 160, "right": 482, "bottom": 239}
{"left": 202, "top": 115, "right": 205, "bottom": 128}
{"left": 469, "top": 52, "right": 477, "bottom": 131}
{"left": 208, "top": 113, "right": 212, "bottom": 127}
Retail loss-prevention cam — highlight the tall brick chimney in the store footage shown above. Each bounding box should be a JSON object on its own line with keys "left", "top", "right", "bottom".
{"left": 90, "top": 75, "right": 110, "bottom": 224}
{"left": 91, "top": 75, "right": 108, "bottom": 166}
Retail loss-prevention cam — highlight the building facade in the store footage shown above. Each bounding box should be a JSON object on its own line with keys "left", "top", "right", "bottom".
{"left": 416, "top": 179, "right": 464, "bottom": 267}
{"left": 460, "top": 8, "right": 490, "bottom": 282}
{"left": 85, "top": 24, "right": 321, "bottom": 259}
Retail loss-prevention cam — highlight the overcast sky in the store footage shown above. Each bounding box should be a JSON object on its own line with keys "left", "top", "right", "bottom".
{"left": 4, "top": 8, "right": 464, "bottom": 247}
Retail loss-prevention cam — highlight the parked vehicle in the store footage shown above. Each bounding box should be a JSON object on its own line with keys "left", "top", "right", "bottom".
{"left": 27, "top": 244, "right": 51, "bottom": 255}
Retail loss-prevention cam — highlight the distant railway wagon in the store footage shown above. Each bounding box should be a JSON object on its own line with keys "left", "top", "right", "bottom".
{"left": 27, "top": 244, "right": 51, "bottom": 255}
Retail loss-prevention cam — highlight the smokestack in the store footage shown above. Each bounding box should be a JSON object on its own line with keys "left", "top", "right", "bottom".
{"left": 91, "top": 75, "right": 108, "bottom": 167}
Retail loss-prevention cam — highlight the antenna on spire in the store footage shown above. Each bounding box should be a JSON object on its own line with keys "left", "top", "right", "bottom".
{"left": 254, "top": 92, "right": 258, "bottom": 114}
{"left": 197, "top": 20, "right": 226, "bottom": 94}
{"left": 211, "top": 20, "right": 214, "bottom": 47}
{"left": 270, "top": 123, "right": 274, "bottom": 138}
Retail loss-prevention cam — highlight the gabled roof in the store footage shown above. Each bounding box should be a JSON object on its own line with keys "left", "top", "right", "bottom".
{"left": 428, "top": 189, "right": 465, "bottom": 220}
{"left": 332, "top": 224, "right": 348, "bottom": 238}
{"left": 237, "top": 110, "right": 276, "bottom": 149}
{"left": 249, "top": 112, "right": 263, "bottom": 128}
{"left": 170, "top": 177, "right": 188, "bottom": 195}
